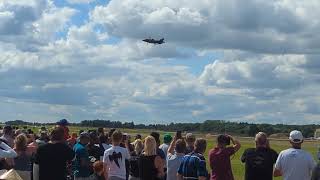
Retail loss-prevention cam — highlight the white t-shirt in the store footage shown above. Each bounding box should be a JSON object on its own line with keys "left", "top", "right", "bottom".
{"left": 275, "top": 148, "right": 316, "bottom": 180}
{"left": 103, "top": 146, "right": 130, "bottom": 179}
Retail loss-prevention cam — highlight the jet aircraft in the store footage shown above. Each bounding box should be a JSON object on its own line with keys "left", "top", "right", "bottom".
{"left": 142, "top": 38, "right": 165, "bottom": 44}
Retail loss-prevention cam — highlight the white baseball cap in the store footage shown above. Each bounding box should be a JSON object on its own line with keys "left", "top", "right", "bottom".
{"left": 289, "top": 130, "right": 303, "bottom": 143}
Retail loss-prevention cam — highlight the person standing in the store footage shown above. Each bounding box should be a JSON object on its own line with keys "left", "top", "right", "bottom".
{"left": 139, "top": 136, "right": 164, "bottom": 180}
{"left": 274, "top": 130, "right": 316, "bottom": 180}
{"left": 185, "top": 133, "right": 196, "bottom": 154}
{"left": 103, "top": 130, "right": 130, "bottom": 180}
{"left": 241, "top": 132, "right": 278, "bottom": 180}
{"left": 209, "top": 134, "right": 241, "bottom": 180}
{"left": 34, "top": 127, "right": 75, "bottom": 180}
{"left": 73, "top": 132, "right": 91, "bottom": 180}
{"left": 13, "top": 134, "right": 32, "bottom": 180}
{"left": 177, "top": 138, "right": 208, "bottom": 180}
{"left": 160, "top": 134, "right": 172, "bottom": 158}
{"left": 167, "top": 137, "right": 186, "bottom": 180}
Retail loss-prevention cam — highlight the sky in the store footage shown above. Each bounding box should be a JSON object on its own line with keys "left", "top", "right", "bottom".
{"left": 1, "top": 0, "right": 320, "bottom": 124}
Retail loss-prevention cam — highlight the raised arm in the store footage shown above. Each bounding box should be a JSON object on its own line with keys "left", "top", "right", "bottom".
{"left": 167, "top": 135, "right": 176, "bottom": 155}
{"left": 229, "top": 135, "right": 241, "bottom": 152}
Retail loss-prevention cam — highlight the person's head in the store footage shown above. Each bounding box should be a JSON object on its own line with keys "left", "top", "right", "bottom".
{"left": 255, "top": 132, "right": 268, "bottom": 148}
{"left": 217, "top": 134, "right": 231, "bottom": 148}
{"left": 93, "top": 161, "right": 104, "bottom": 175}
{"left": 143, "top": 136, "right": 157, "bottom": 156}
{"left": 93, "top": 161, "right": 104, "bottom": 176}
{"left": 14, "top": 134, "right": 28, "bottom": 152}
{"left": 150, "top": 132, "right": 160, "bottom": 147}
{"left": 185, "top": 133, "right": 196, "bottom": 146}
{"left": 135, "top": 134, "right": 142, "bottom": 140}
{"left": 194, "top": 138, "right": 207, "bottom": 154}
{"left": 111, "top": 130, "right": 123, "bottom": 145}
{"left": 163, "top": 134, "right": 172, "bottom": 144}
{"left": 27, "top": 129, "right": 33, "bottom": 134}
{"left": 289, "top": 130, "right": 303, "bottom": 149}
{"left": 26, "top": 133, "right": 35, "bottom": 144}
{"left": 57, "top": 119, "right": 69, "bottom": 127}
{"left": 175, "top": 139, "right": 187, "bottom": 154}
{"left": 3, "top": 126, "right": 13, "bottom": 136}
{"left": 79, "top": 132, "right": 90, "bottom": 145}
{"left": 89, "top": 131, "right": 99, "bottom": 144}
{"left": 50, "top": 127, "right": 65, "bottom": 142}
{"left": 97, "top": 127, "right": 104, "bottom": 135}
{"left": 134, "top": 139, "right": 144, "bottom": 155}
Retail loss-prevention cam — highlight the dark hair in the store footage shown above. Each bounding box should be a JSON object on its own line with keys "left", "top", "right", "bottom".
{"left": 50, "top": 127, "right": 65, "bottom": 141}
{"left": 217, "top": 135, "right": 230, "bottom": 145}
{"left": 194, "top": 138, "right": 207, "bottom": 153}
{"left": 175, "top": 139, "right": 187, "bottom": 153}
{"left": 3, "top": 126, "right": 13, "bottom": 135}
{"left": 97, "top": 127, "right": 104, "bottom": 135}
{"left": 79, "top": 129, "right": 84, "bottom": 135}
{"left": 150, "top": 132, "right": 160, "bottom": 145}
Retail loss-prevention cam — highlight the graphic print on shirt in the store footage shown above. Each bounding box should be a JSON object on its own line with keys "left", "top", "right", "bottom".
{"left": 109, "top": 151, "right": 123, "bottom": 168}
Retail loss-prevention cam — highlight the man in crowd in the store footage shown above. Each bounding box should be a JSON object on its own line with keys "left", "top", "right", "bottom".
{"left": 167, "top": 137, "right": 186, "bottom": 180}
{"left": 209, "top": 134, "right": 241, "bottom": 180}
{"left": 185, "top": 133, "right": 196, "bottom": 154}
{"left": 34, "top": 127, "right": 75, "bottom": 180}
{"left": 241, "top": 132, "right": 278, "bottom": 180}
{"left": 177, "top": 138, "right": 208, "bottom": 180}
{"left": 274, "top": 130, "right": 316, "bottom": 180}
{"left": 103, "top": 130, "right": 130, "bottom": 180}
{"left": 160, "top": 134, "right": 172, "bottom": 158}
{"left": 0, "top": 126, "right": 14, "bottom": 147}
{"left": 73, "top": 132, "right": 91, "bottom": 180}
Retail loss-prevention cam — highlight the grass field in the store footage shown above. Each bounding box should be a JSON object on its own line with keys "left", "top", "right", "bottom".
{"left": 30, "top": 126, "right": 320, "bottom": 180}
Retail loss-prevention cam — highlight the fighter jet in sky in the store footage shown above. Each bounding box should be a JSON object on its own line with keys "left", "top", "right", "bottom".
{"left": 142, "top": 38, "right": 165, "bottom": 44}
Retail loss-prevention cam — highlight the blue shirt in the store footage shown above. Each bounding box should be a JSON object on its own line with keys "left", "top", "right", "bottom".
{"left": 73, "top": 143, "right": 90, "bottom": 177}
{"left": 178, "top": 152, "right": 208, "bottom": 179}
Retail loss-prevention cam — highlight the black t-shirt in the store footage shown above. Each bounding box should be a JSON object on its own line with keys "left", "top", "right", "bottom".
{"left": 241, "top": 147, "right": 278, "bottom": 180}
{"left": 35, "top": 142, "right": 75, "bottom": 180}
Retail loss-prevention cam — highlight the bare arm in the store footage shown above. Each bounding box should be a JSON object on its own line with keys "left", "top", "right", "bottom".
{"left": 229, "top": 136, "right": 241, "bottom": 152}
{"left": 168, "top": 136, "right": 177, "bottom": 155}
{"left": 198, "top": 177, "right": 207, "bottom": 180}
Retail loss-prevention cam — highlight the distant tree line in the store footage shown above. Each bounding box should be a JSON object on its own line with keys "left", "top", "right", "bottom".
{"left": 3, "top": 119, "right": 319, "bottom": 138}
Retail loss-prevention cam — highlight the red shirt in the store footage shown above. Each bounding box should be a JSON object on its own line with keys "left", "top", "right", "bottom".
{"left": 209, "top": 147, "right": 235, "bottom": 180}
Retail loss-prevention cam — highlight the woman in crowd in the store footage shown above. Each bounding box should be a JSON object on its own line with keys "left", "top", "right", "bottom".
{"left": 129, "top": 139, "right": 143, "bottom": 180}
{"left": 139, "top": 136, "right": 164, "bottom": 180}
{"left": 13, "top": 134, "right": 32, "bottom": 180}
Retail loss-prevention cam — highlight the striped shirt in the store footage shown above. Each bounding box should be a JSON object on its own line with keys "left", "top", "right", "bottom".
{"left": 178, "top": 152, "right": 208, "bottom": 179}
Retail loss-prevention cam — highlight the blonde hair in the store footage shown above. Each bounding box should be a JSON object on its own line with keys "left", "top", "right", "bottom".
{"left": 134, "top": 139, "right": 143, "bottom": 155}
{"left": 143, "top": 136, "right": 157, "bottom": 156}
{"left": 14, "top": 134, "right": 28, "bottom": 152}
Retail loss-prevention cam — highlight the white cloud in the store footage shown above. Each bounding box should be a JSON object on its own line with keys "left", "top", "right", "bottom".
{"left": 1, "top": 0, "right": 320, "bottom": 124}
{"left": 66, "top": 0, "right": 95, "bottom": 4}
